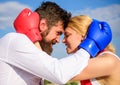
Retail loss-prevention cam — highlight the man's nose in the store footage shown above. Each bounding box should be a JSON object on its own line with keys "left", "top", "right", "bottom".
{"left": 62, "top": 37, "right": 65, "bottom": 43}
{"left": 56, "top": 36, "right": 60, "bottom": 43}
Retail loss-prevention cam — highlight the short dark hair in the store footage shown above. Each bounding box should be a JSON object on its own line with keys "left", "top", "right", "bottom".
{"left": 35, "top": 1, "right": 71, "bottom": 29}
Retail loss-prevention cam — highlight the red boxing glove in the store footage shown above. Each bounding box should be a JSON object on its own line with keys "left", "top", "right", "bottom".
{"left": 13, "top": 8, "right": 42, "bottom": 43}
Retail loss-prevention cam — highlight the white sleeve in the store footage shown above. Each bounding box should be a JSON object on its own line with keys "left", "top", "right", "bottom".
{"left": 1, "top": 33, "right": 90, "bottom": 84}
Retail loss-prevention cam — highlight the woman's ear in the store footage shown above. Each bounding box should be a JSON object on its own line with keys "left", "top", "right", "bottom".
{"left": 81, "top": 35, "right": 85, "bottom": 41}
{"left": 39, "top": 19, "right": 48, "bottom": 32}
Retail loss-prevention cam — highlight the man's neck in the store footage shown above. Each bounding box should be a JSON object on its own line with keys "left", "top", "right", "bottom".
{"left": 34, "top": 41, "right": 42, "bottom": 50}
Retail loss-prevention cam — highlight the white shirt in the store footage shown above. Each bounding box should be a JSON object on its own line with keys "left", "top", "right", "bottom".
{"left": 0, "top": 33, "right": 90, "bottom": 85}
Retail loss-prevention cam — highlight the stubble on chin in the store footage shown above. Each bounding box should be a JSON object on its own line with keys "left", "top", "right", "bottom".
{"left": 40, "top": 39, "right": 53, "bottom": 55}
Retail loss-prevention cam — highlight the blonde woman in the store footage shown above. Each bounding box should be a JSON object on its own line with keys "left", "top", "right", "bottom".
{"left": 62, "top": 15, "right": 120, "bottom": 85}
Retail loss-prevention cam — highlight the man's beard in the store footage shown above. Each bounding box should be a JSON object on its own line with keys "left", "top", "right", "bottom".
{"left": 40, "top": 29, "right": 53, "bottom": 55}
{"left": 40, "top": 39, "right": 53, "bottom": 55}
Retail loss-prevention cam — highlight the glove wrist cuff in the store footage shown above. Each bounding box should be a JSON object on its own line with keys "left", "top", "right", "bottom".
{"left": 78, "top": 38, "right": 99, "bottom": 57}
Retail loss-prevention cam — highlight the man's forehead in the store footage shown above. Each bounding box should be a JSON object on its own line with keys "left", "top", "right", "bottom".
{"left": 55, "top": 21, "right": 64, "bottom": 27}
{"left": 54, "top": 21, "right": 64, "bottom": 30}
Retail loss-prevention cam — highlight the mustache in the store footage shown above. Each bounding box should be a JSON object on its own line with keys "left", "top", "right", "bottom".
{"left": 52, "top": 40, "right": 57, "bottom": 45}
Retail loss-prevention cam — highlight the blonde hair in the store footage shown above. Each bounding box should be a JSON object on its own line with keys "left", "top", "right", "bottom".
{"left": 67, "top": 15, "right": 115, "bottom": 53}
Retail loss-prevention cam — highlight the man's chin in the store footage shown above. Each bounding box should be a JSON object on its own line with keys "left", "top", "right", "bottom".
{"left": 40, "top": 40, "right": 53, "bottom": 55}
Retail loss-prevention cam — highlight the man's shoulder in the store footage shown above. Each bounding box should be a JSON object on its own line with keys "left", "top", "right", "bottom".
{"left": 1, "top": 32, "right": 31, "bottom": 43}
{"left": 3, "top": 32, "right": 28, "bottom": 39}
{"left": 4, "top": 32, "right": 25, "bottom": 37}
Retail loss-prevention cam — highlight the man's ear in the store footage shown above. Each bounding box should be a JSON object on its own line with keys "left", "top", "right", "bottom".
{"left": 39, "top": 19, "right": 48, "bottom": 32}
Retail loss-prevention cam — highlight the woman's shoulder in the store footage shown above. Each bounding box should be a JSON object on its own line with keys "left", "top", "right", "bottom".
{"left": 96, "top": 51, "right": 120, "bottom": 71}
{"left": 102, "top": 51, "right": 120, "bottom": 85}
{"left": 98, "top": 51, "right": 120, "bottom": 84}
{"left": 99, "top": 51, "right": 120, "bottom": 61}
